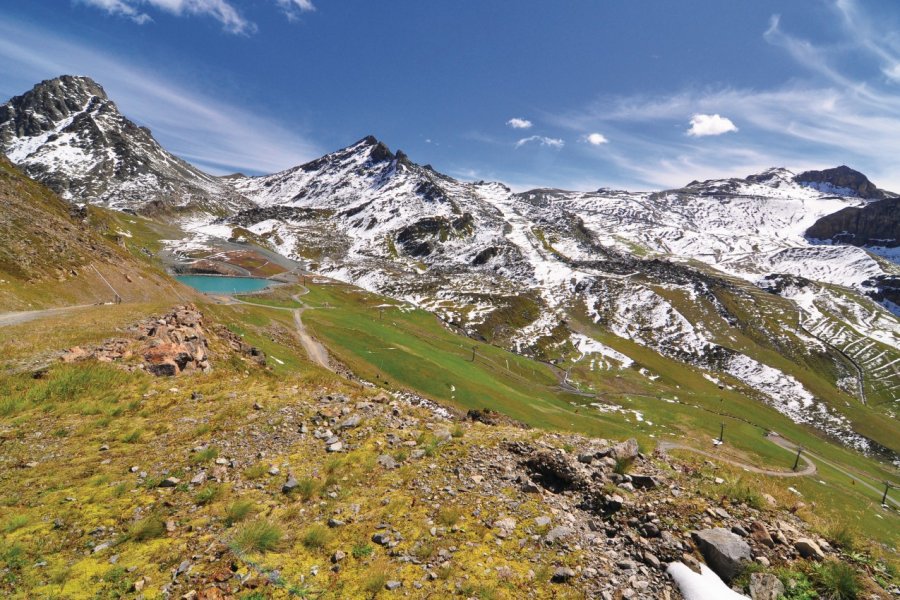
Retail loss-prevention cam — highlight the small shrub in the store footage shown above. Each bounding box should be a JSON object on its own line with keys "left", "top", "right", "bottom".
{"left": 231, "top": 520, "right": 283, "bottom": 554}
{"left": 352, "top": 542, "right": 374, "bottom": 559}
{"left": 410, "top": 539, "right": 435, "bottom": 561}
{"left": 296, "top": 478, "right": 319, "bottom": 501}
{"left": 613, "top": 457, "right": 632, "bottom": 475}
{"left": 362, "top": 564, "right": 389, "bottom": 596}
{"left": 810, "top": 561, "right": 860, "bottom": 600}
{"left": 721, "top": 478, "right": 763, "bottom": 510}
{"left": 225, "top": 500, "right": 255, "bottom": 526}
{"left": 122, "top": 429, "right": 142, "bottom": 444}
{"left": 194, "top": 485, "right": 222, "bottom": 506}
{"left": 450, "top": 424, "right": 464, "bottom": 438}
{"left": 127, "top": 517, "right": 165, "bottom": 542}
{"left": 778, "top": 569, "right": 817, "bottom": 600}
{"left": 191, "top": 447, "right": 219, "bottom": 464}
{"left": 111, "top": 482, "right": 129, "bottom": 498}
{"left": 4, "top": 515, "right": 28, "bottom": 533}
{"left": 302, "top": 524, "right": 331, "bottom": 549}
{"left": 826, "top": 523, "right": 858, "bottom": 552}
{"left": 423, "top": 439, "right": 441, "bottom": 458}
{"left": 243, "top": 463, "right": 268, "bottom": 480}
{"left": 437, "top": 506, "right": 462, "bottom": 527}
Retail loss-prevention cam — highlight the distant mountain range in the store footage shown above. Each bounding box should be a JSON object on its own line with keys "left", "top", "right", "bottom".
{"left": 2, "top": 75, "right": 898, "bottom": 462}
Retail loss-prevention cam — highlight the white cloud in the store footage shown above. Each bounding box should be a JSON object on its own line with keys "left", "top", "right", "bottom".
{"left": 76, "top": 0, "right": 315, "bottom": 33}
{"left": 515, "top": 135, "right": 564, "bottom": 149}
{"left": 506, "top": 117, "right": 533, "bottom": 129}
{"left": 274, "top": 0, "right": 316, "bottom": 21}
{"left": 584, "top": 132, "right": 608, "bottom": 145}
{"left": 0, "top": 19, "right": 320, "bottom": 174}
{"left": 686, "top": 113, "right": 738, "bottom": 137}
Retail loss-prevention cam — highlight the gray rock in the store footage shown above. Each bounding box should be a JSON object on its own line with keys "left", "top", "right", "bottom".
{"left": 691, "top": 528, "right": 751, "bottom": 582}
{"left": 794, "top": 538, "right": 825, "bottom": 560}
{"left": 609, "top": 438, "right": 639, "bottom": 462}
{"left": 385, "top": 580, "right": 402, "bottom": 590}
{"left": 749, "top": 572, "right": 785, "bottom": 600}
{"left": 544, "top": 526, "right": 573, "bottom": 544}
{"left": 630, "top": 474, "right": 660, "bottom": 489}
{"left": 158, "top": 477, "right": 180, "bottom": 488}
{"left": 340, "top": 415, "right": 361, "bottom": 429}
{"left": 282, "top": 477, "right": 299, "bottom": 493}
{"left": 377, "top": 454, "right": 398, "bottom": 469}
{"left": 372, "top": 533, "right": 391, "bottom": 546}
{"left": 731, "top": 524, "right": 749, "bottom": 537}
{"left": 326, "top": 441, "right": 343, "bottom": 453}
{"left": 331, "top": 550, "right": 346, "bottom": 563}
{"left": 551, "top": 567, "right": 576, "bottom": 583}
{"left": 493, "top": 517, "right": 517, "bottom": 539}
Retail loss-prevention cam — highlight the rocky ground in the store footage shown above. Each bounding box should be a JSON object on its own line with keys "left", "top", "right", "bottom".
{"left": 1, "top": 305, "right": 897, "bottom": 599}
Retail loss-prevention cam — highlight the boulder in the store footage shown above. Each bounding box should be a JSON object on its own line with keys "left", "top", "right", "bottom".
{"left": 551, "top": 567, "right": 576, "bottom": 583}
{"left": 749, "top": 572, "right": 785, "bottom": 600}
{"left": 630, "top": 474, "right": 661, "bottom": 489}
{"left": 793, "top": 538, "right": 825, "bottom": 561}
{"left": 691, "top": 528, "right": 751, "bottom": 582}
{"left": 544, "top": 526, "right": 574, "bottom": 545}
{"left": 609, "top": 438, "right": 639, "bottom": 462}
{"left": 493, "top": 517, "right": 517, "bottom": 539}
{"left": 749, "top": 521, "right": 774, "bottom": 548}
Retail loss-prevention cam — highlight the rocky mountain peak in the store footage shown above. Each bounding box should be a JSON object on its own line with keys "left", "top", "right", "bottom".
{"left": 0, "top": 75, "right": 252, "bottom": 215}
{"left": 794, "top": 165, "right": 885, "bottom": 199}
{"left": 0, "top": 75, "right": 109, "bottom": 144}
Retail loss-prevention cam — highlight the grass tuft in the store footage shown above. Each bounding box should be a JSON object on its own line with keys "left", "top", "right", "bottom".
{"left": 194, "top": 484, "right": 223, "bottom": 506}
{"left": 4, "top": 515, "right": 28, "bottom": 533}
{"left": 231, "top": 520, "right": 283, "bottom": 554}
{"left": 301, "top": 524, "right": 331, "bottom": 550}
{"left": 225, "top": 500, "right": 255, "bottom": 526}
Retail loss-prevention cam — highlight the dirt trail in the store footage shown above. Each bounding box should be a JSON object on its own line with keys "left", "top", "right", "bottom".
{"left": 658, "top": 434, "right": 816, "bottom": 477}
{"left": 225, "top": 286, "right": 331, "bottom": 371}
{"left": 0, "top": 304, "right": 97, "bottom": 328}
{"left": 290, "top": 290, "right": 331, "bottom": 370}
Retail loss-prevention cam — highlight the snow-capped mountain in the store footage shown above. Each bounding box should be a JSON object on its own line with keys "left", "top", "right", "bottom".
{"left": 0, "top": 76, "right": 251, "bottom": 215}
{"left": 4, "top": 76, "right": 898, "bottom": 461}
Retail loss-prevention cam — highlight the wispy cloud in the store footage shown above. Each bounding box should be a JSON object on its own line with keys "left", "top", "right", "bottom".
{"left": 76, "top": 0, "right": 316, "bottom": 34}
{"left": 274, "top": 0, "right": 316, "bottom": 22}
{"left": 506, "top": 117, "right": 533, "bottom": 129}
{"left": 686, "top": 113, "right": 738, "bottom": 137}
{"left": 515, "top": 135, "right": 564, "bottom": 149}
{"left": 545, "top": 1, "right": 900, "bottom": 191}
{"left": 0, "top": 18, "right": 320, "bottom": 175}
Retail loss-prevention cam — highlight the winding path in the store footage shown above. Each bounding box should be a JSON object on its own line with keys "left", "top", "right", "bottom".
{"left": 225, "top": 286, "right": 331, "bottom": 371}
{"left": 658, "top": 435, "right": 817, "bottom": 478}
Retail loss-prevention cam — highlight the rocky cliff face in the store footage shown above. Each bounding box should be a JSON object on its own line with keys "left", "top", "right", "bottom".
{"left": 794, "top": 165, "right": 890, "bottom": 200}
{"left": 806, "top": 197, "right": 900, "bottom": 248}
{"left": 0, "top": 75, "right": 252, "bottom": 216}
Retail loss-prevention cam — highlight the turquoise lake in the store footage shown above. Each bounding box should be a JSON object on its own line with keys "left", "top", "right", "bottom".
{"left": 175, "top": 275, "right": 273, "bottom": 294}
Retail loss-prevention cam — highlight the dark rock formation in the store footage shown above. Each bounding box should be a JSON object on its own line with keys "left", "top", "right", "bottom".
{"left": 806, "top": 197, "right": 900, "bottom": 247}
{"left": 794, "top": 165, "right": 887, "bottom": 199}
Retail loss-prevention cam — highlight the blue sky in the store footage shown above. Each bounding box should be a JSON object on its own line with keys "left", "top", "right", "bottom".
{"left": 1, "top": 0, "right": 899, "bottom": 191}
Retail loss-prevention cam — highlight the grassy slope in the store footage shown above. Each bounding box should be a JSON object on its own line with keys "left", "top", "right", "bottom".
{"left": 234, "top": 281, "right": 900, "bottom": 547}
{"left": 0, "top": 157, "right": 187, "bottom": 311}
{"left": 0, "top": 287, "right": 897, "bottom": 599}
